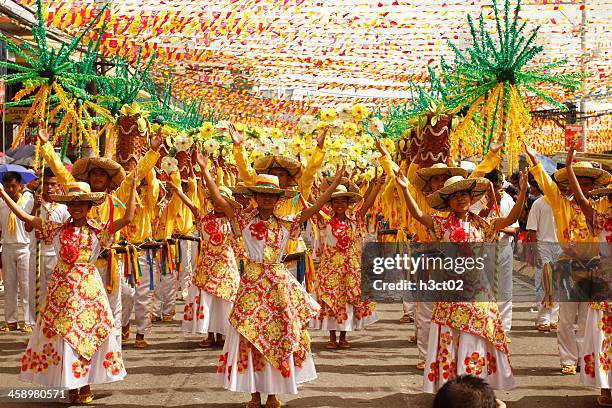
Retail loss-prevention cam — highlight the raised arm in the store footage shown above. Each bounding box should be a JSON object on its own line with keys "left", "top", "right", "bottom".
{"left": 524, "top": 141, "right": 563, "bottom": 210}
{"left": 300, "top": 129, "right": 328, "bottom": 201}
{"left": 299, "top": 165, "right": 345, "bottom": 224}
{"left": 358, "top": 174, "right": 385, "bottom": 218}
{"left": 0, "top": 186, "right": 42, "bottom": 230}
{"left": 197, "top": 151, "right": 236, "bottom": 220}
{"left": 396, "top": 170, "right": 433, "bottom": 230}
{"left": 494, "top": 170, "right": 528, "bottom": 231}
{"left": 230, "top": 123, "right": 257, "bottom": 186}
{"left": 112, "top": 167, "right": 139, "bottom": 232}
{"left": 37, "top": 123, "right": 75, "bottom": 186}
{"left": 25, "top": 192, "right": 43, "bottom": 232}
{"left": 564, "top": 143, "right": 593, "bottom": 223}
{"left": 471, "top": 138, "right": 503, "bottom": 179}
{"left": 167, "top": 180, "right": 199, "bottom": 219}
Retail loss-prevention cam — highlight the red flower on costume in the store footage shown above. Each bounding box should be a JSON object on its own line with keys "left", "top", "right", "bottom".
{"left": 249, "top": 221, "right": 267, "bottom": 240}
{"left": 330, "top": 217, "right": 351, "bottom": 251}
{"left": 209, "top": 231, "right": 224, "bottom": 246}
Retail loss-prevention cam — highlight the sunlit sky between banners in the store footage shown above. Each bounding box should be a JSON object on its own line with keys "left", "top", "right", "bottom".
{"left": 14, "top": 0, "right": 612, "bottom": 106}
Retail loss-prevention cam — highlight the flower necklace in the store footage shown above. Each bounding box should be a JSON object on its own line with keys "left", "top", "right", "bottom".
{"left": 59, "top": 220, "right": 90, "bottom": 264}
{"left": 330, "top": 215, "right": 351, "bottom": 251}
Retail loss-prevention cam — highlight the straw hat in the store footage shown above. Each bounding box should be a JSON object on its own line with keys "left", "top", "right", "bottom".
{"left": 589, "top": 185, "right": 612, "bottom": 198}
{"left": 415, "top": 163, "right": 468, "bottom": 192}
{"left": 50, "top": 182, "right": 106, "bottom": 205}
{"left": 253, "top": 156, "right": 303, "bottom": 186}
{"left": 427, "top": 176, "right": 490, "bottom": 211}
{"left": 245, "top": 174, "right": 298, "bottom": 198}
{"left": 554, "top": 162, "right": 611, "bottom": 189}
{"left": 329, "top": 184, "right": 362, "bottom": 205}
{"left": 214, "top": 186, "right": 241, "bottom": 209}
{"left": 72, "top": 157, "right": 126, "bottom": 190}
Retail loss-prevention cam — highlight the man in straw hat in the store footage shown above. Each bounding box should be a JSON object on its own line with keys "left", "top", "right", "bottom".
{"left": 229, "top": 123, "right": 328, "bottom": 282}
{"left": 395, "top": 167, "right": 528, "bottom": 393}
{"left": 0, "top": 176, "right": 138, "bottom": 404}
{"left": 37, "top": 124, "right": 163, "bottom": 343}
{"left": 526, "top": 141, "right": 612, "bottom": 376}
{"left": 562, "top": 144, "right": 612, "bottom": 406}
{"left": 376, "top": 138, "right": 504, "bottom": 370}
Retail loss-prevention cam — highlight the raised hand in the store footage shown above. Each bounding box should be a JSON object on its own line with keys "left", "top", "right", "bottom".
{"left": 150, "top": 126, "right": 162, "bottom": 151}
{"left": 131, "top": 166, "right": 139, "bottom": 190}
{"left": 490, "top": 138, "right": 504, "bottom": 154}
{"left": 395, "top": 169, "right": 408, "bottom": 188}
{"left": 332, "top": 163, "right": 346, "bottom": 184}
{"left": 375, "top": 138, "right": 388, "bottom": 156}
{"left": 565, "top": 142, "right": 576, "bottom": 168}
{"left": 523, "top": 141, "right": 538, "bottom": 165}
{"left": 37, "top": 122, "right": 49, "bottom": 143}
{"left": 228, "top": 123, "right": 243, "bottom": 145}
{"left": 518, "top": 169, "right": 528, "bottom": 193}
{"left": 316, "top": 127, "right": 329, "bottom": 149}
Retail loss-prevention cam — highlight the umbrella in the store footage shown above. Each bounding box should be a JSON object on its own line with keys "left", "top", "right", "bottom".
{"left": 0, "top": 164, "right": 38, "bottom": 184}
{"left": 6, "top": 144, "right": 36, "bottom": 160}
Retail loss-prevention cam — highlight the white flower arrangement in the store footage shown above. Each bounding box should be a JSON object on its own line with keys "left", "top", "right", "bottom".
{"left": 174, "top": 135, "right": 194, "bottom": 152}
{"left": 161, "top": 156, "right": 179, "bottom": 175}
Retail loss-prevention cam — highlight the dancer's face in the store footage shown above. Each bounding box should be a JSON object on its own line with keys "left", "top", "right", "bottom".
{"left": 255, "top": 192, "right": 280, "bottom": 210}
{"left": 331, "top": 197, "right": 349, "bottom": 214}
{"left": 448, "top": 190, "right": 472, "bottom": 213}
{"left": 577, "top": 176, "right": 594, "bottom": 195}
{"left": 67, "top": 201, "right": 90, "bottom": 220}
{"left": 88, "top": 169, "right": 110, "bottom": 192}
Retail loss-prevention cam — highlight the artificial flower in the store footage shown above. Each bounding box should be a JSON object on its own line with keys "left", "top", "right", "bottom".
{"left": 352, "top": 104, "right": 368, "bottom": 121}
{"left": 174, "top": 134, "right": 194, "bottom": 152}
{"left": 200, "top": 122, "right": 216, "bottom": 138}
{"left": 161, "top": 156, "right": 179, "bottom": 174}
{"left": 320, "top": 108, "right": 338, "bottom": 123}
{"left": 337, "top": 103, "right": 353, "bottom": 120}
{"left": 343, "top": 122, "right": 358, "bottom": 137}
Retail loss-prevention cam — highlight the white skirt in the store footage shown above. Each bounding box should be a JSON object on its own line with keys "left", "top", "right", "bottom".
{"left": 309, "top": 304, "right": 379, "bottom": 332}
{"left": 182, "top": 286, "right": 233, "bottom": 336}
{"left": 423, "top": 323, "right": 515, "bottom": 393}
{"left": 218, "top": 326, "right": 317, "bottom": 395}
{"left": 580, "top": 308, "right": 612, "bottom": 389}
{"left": 20, "top": 325, "right": 126, "bottom": 389}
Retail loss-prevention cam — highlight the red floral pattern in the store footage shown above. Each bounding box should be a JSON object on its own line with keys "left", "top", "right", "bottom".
{"left": 103, "top": 352, "right": 124, "bottom": 376}
{"left": 249, "top": 220, "right": 267, "bottom": 241}
{"left": 464, "top": 352, "right": 486, "bottom": 376}
{"left": 584, "top": 352, "right": 596, "bottom": 378}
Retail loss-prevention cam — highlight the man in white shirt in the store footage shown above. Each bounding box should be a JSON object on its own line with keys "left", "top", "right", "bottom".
{"left": 25, "top": 168, "right": 70, "bottom": 323}
{"left": 0, "top": 171, "right": 35, "bottom": 332}
{"left": 526, "top": 195, "right": 561, "bottom": 331}
{"left": 472, "top": 170, "right": 519, "bottom": 333}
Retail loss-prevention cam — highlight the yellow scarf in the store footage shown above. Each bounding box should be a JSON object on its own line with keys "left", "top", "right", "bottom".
{"left": 7, "top": 194, "right": 27, "bottom": 236}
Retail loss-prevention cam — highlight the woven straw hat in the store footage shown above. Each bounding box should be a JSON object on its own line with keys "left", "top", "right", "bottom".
{"left": 245, "top": 174, "right": 298, "bottom": 198}
{"left": 253, "top": 155, "right": 303, "bottom": 186}
{"left": 589, "top": 185, "right": 612, "bottom": 198}
{"left": 554, "top": 162, "right": 611, "bottom": 189}
{"left": 415, "top": 163, "right": 468, "bottom": 192}
{"left": 427, "top": 176, "right": 490, "bottom": 211}
{"left": 329, "top": 184, "right": 362, "bottom": 205}
{"left": 72, "top": 157, "right": 126, "bottom": 190}
{"left": 50, "top": 182, "right": 106, "bottom": 205}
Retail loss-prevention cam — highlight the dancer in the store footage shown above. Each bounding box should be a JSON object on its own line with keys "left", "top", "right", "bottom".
{"left": 310, "top": 176, "right": 384, "bottom": 349}
{"left": 563, "top": 144, "right": 612, "bottom": 406}
{"left": 396, "top": 168, "right": 527, "bottom": 392}
{"left": 209, "top": 155, "right": 345, "bottom": 407}
{"left": 0, "top": 174, "right": 138, "bottom": 404}
{"left": 525, "top": 142, "right": 611, "bottom": 375}
{"left": 168, "top": 153, "right": 241, "bottom": 348}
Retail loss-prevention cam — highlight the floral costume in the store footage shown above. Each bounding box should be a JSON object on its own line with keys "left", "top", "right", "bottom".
{"left": 183, "top": 212, "right": 240, "bottom": 335}
{"left": 310, "top": 214, "right": 378, "bottom": 331}
{"left": 20, "top": 219, "right": 126, "bottom": 389}
{"left": 423, "top": 212, "right": 515, "bottom": 393}
{"left": 580, "top": 204, "right": 612, "bottom": 390}
{"left": 217, "top": 209, "right": 320, "bottom": 395}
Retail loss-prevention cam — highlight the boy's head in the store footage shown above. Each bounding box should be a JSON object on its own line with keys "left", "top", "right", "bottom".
{"left": 433, "top": 375, "right": 502, "bottom": 408}
{"left": 2, "top": 172, "right": 22, "bottom": 199}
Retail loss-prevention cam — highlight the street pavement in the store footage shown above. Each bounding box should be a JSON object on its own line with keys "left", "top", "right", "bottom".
{"left": 0, "top": 270, "right": 601, "bottom": 408}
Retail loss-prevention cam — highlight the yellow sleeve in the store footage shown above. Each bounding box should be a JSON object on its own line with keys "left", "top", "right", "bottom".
{"left": 40, "top": 142, "right": 75, "bottom": 186}
{"left": 233, "top": 143, "right": 257, "bottom": 186}
{"left": 407, "top": 161, "right": 420, "bottom": 188}
{"left": 530, "top": 162, "right": 563, "bottom": 211}
{"left": 146, "top": 170, "right": 160, "bottom": 208}
{"left": 378, "top": 153, "right": 400, "bottom": 177}
{"left": 115, "top": 149, "right": 160, "bottom": 203}
{"left": 470, "top": 150, "right": 502, "bottom": 179}
{"left": 299, "top": 145, "right": 325, "bottom": 200}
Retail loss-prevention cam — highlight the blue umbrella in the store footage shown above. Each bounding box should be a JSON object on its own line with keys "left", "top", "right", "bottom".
{"left": 0, "top": 164, "right": 38, "bottom": 184}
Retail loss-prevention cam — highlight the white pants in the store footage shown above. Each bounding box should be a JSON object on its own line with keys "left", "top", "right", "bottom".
{"left": 97, "top": 258, "right": 123, "bottom": 341}
{"left": 2, "top": 243, "right": 32, "bottom": 325}
{"left": 416, "top": 302, "right": 433, "bottom": 361}
{"left": 28, "top": 248, "right": 57, "bottom": 322}
{"left": 122, "top": 250, "right": 157, "bottom": 335}
{"left": 534, "top": 265, "right": 559, "bottom": 325}
{"left": 402, "top": 301, "right": 415, "bottom": 315}
{"left": 557, "top": 302, "right": 588, "bottom": 366}
{"left": 153, "top": 259, "right": 177, "bottom": 318}
{"left": 497, "top": 245, "right": 514, "bottom": 332}
{"left": 178, "top": 240, "right": 194, "bottom": 299}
